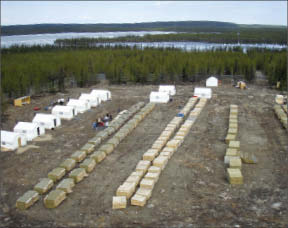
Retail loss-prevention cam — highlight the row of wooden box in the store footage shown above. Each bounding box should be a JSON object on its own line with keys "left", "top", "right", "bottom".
{"left": 129, "top": 98, "right": 207, "bottom": 207}
{"left": 16, "top": 102, "right": 154, "bottom": 210}
{"left": 224, "top": 105, "right": 243, "bottom": 185}
{"left": 113, "top": 97, "right": 205, "bottom": 208}
{"left": 274, "top": 105, "right": 288, "bottom": 129}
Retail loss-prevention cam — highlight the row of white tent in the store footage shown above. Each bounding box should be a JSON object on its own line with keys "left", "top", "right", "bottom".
{"left": 1, "top": 90, "right": 111, "bottom": 150}
{"left": 149, "top": 85, "right": 176, "bottom": 103}
{"left": 149, "top": 85, "right": 213, "bottom": 103}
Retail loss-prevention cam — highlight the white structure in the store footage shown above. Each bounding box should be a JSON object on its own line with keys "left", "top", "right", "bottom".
{"left": 159, "top": 85, "right": 176, "bottom": 96}
{"left": 194, "top": 87, "right": 212, "bottom": 99}
{"left": 67, "top": 99, "right": 90, "bottom": 113}
{"left": 90, "top": 89, "right": 111, "bottom": 102}
{"left": 79, "top": 93, "right": 100, "bottom": 107}
{"left": 150, "top": 91, "right": 170, "bottom": 103}
{"left": 206, "top": 76, "right": 218, "bottom": 87}
{"left": 52, "top": 105, "right": 77, "bottom": 120}
{"left": 13, "top": 122, "right": 45, "bottom": 141}
{"left": 32, "top": 114, "right": 61, "bottom": 130}
{"left": 1, "top": 130, "right": 27, "bottom": 150}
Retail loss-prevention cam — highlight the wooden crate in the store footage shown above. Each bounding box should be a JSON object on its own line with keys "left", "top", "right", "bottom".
{"left": 56, "top": 178, "right": 75, "bottom": 193}
{"left": 80, "top": 158, "right": 96, "bottom": 173}
{"left": 44, "top": 190, "right": 66, "bottom": 209}
{"left": 227, "top": 168, "right": 243, "bottom": 185}
{"left": 131, "top": 194, "right": 147, "bottom": 207}
{"left": 71, "top": 151, "right": 87, "bottom": 162}
{"left": 90, "top": 151, "right": 106, "bottom": 163}
{"left": 69, "top": 168, "right": 88, "bottom": 183}
{"left": 48, "top": 168, "right": 66, "bottom": 183}
{"left": 140, "top": 178, "right": 155, "bottom": 189}
{"left": 112, "top": 196, "right": 127, "bottom": 209}
{"left": 59, "top": 158, "right": 76, "bottom": 171}
{"left": 116, "top": 182, "right": 136, "bottom": 199}
{"left": 16, "top": 190, "right": 39, "bottom": 210}
{"left": 99, "top": 144, "right": 114, "bottom": 155}
{"left": 34, "top": 178, "right": 54, "bottom": 194}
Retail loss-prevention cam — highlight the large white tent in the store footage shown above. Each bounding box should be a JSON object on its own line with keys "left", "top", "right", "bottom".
{"left": 206, "top": 76, "right": 218, "bottom": 87}
{"left": 13, "top": 122, "right": 45, "bottom": 141}
{"left": 90, "top": 89, "right": 111, "bottom": 102}
{"left": 159, "top": 85, "right": 176, "bottom": 96}
{"left": 194, "top": 87, "right": 212, "bottom": 99}
{"left": 1, "top": 130, "right": 27, "bottom": 150}
{"left": 67, "top": 99, "right": 90, "bottom": 113}
{"left": 52, "top": 105, "right": 77, "bottom": 120}
{"left": 32, "top": 113, "right": 61, "bottom": 130}
{"left": 150, "top": 91, "right": 170, "bottom": 103}
{"left": 79, "top": 93, "right": 100, "bottom": 107}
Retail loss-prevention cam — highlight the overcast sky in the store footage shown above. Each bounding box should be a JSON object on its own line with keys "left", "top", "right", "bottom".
{"left": 1, "top": 1, "right": 287, "bottom": 26}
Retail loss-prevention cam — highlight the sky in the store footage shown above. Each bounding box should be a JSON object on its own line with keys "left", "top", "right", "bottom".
{"left": 1, "top": 1, "right": 287, "bottom": 26}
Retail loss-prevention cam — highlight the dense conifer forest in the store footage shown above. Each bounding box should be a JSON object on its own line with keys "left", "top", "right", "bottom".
{"left": 2, "top": 45, "right": 286, "bottom": 100}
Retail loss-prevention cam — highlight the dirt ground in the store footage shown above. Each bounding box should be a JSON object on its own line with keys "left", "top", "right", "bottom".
{"left": 1, "top": 83, "right": 288, "bottom": 227}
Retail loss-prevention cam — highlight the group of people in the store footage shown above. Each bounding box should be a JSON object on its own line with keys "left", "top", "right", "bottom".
{"left": 93, "top": 113, "right": 112, "bottom": 129}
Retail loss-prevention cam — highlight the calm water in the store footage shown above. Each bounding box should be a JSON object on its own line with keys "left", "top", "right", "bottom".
{"left": 1, "top": 31, "right": 286, "bottom": 51}
{"left": 1, "top": 31, "right": 177, "bottom": 47}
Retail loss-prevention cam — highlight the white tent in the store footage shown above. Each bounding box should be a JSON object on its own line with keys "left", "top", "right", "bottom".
{"left": 13, "top": 122, "right": 45, "bottom": 141}
{"left": 1, "top": 130, "right": 27, "bottom": 150}
{"left": 159, "top": 85, "right": 176, "bottom": 96}
{"left": 32, "top": 113, "right": 61, "bottom": 130}
{"left": 206, "top": 76, "right": 218, "bottom": 87}
{"left": 52, "top": 105, "right": 77, "bottom": 120}
{"left": 67, "top": 99, "right": 90, "bottom": 113}
{"left": 79, "top": 93, "right": 100, "bottom": 107}
{"left": 150, "top": 91, "right": 170, "bottom": 103}
{"left": 194, "top": 87, "right": 212, "bottom": 99}
{"left": 90, "top": 89, "right": 111, "bottom": 102}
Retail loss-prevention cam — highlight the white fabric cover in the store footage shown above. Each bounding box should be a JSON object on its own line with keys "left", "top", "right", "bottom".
{"left": 194, "top": 87, "right": 212, "bottom": 99}
{"left": 32, "top": 113, "right": 61, "bottom": 129}
{"left": 150, "top": 91, "right": 170, "bottom": 103}
{"left": 206, "top": 77, "right": 218, "bottom": 87}
{"left": 13, "top": 122, "right": 45, "bottom": 141}
{"left": 52, "top": 105, "right": 77, "bottom": 120}
{"left": 1, "top": 130, "right": 27, "bottom": 150}
{"left": 67, "top": 99, "right": 90, "bottom": 113}
{"left": 159, "top": 85, "right": 176, "bottom": 96}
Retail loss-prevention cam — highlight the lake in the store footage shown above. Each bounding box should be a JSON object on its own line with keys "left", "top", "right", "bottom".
{"left": 1, "top": 31, "right": 286, "bottom": 51}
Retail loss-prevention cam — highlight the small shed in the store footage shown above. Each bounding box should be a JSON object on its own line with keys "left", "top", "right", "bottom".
{"left": 206, "top": 77, "right": 218, "bottom": 87}
{"left": 79, "top": 93, "right": 100, "bottom": 107}
{"left": 90, "top": 90, "right": 111, "bottom": 102}
{"left": 150, "top": 92, "right": 170, "bottom": 103}
{"left": 13, "top": 122, "right": 45, "bottom": 141}
{"left": 1, "top": 130, "right": 27, "bottom": 150}
{"left": 159, "top": 85, "right": 176, "bottom": 96}
{"left": 67, "top": 99, "right": 90, "bottom": 113}
{"left": 14, "top": 96, "right": 31, "bottom": 107}
{"left": 52, "top": 105, "right": 77, "bottom": 120}
{"left": 32, "top": 114, "right": 61, "bottom": 130}
{"left": 194, "top": 87, "right": 212, "bottom": 99}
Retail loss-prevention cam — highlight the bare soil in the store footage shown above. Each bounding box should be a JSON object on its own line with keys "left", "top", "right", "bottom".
{"left": 1, "top": 83, "right": 288, "bottom": 227}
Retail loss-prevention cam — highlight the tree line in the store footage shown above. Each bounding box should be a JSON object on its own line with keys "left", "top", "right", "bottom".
{"left": 1, "top": 45, "right": 286, "bottom": 103}
{"left": 55, "top": 28, "right": 287, "bottom": 46}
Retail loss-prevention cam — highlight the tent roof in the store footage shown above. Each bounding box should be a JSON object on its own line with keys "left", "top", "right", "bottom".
{"left": 33, "top": 113, "right": 58, "bottom": 121}
{"left": 206, "top": 76, "right": 218, "bottom": 81}
{"left": 150, "top": 91, "right": 170, "bottom": 97}
{"left": 79, "top": 94, "right": 95, "bottom": 100}
{"left": 52, "top": 105, "right": 74, "bottom": 112}
{"left": 67, "top": 99, "right": 86, "bottom": 106}
{"left": 14, "top": 122, "right": 38, "bottom": 131}
{"left": 91, "top": 89, "right": 111, "bottom": 95}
